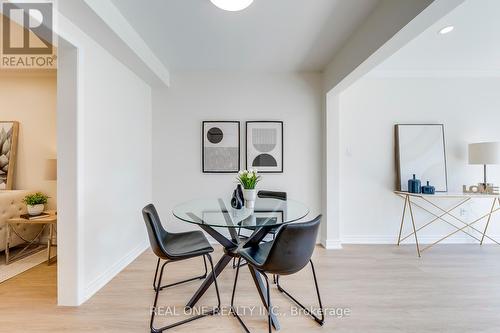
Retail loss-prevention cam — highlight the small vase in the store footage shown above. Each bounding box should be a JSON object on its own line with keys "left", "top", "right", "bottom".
{"left": 27, "top": 204, "right": 44, "bottom": 216}
{"left": 231, "top": 184, "right": 244, "bottom": 209}
{"left": 421, "top": 181, "right": 435, "bottom": 195}
{"left": 243, "top": 189, "right": 257, "bottom": 209}
{"left": 408, "top": 174, "right": 421, "bottom": 194}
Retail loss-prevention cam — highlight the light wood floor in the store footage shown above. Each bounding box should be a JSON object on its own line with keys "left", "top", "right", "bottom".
{"left": 1, "top": 245, "right": 500, "bottom": 332}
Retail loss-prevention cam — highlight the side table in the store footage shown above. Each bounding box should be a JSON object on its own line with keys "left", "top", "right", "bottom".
{"left": 5, "top": 213, "right": 57, "bottom": 265}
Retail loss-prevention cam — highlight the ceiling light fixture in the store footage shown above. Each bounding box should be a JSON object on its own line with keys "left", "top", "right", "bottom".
{"left": 210, "top": 0, "right": 254, "bottom": 12}
{"left": 439, "top": 25, "right": 454, "bottom": 35}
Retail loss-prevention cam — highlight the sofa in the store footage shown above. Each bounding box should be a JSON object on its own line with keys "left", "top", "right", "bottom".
{"left": 0, "top": 190, "right": 43, "bottom": 252}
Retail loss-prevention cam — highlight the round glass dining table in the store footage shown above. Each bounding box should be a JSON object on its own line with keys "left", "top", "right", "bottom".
{"left": 172, "top": 197, "right": 310, "bottom": 330}
{"left": 173, "top": 197, "right": 309, "bottom": 229}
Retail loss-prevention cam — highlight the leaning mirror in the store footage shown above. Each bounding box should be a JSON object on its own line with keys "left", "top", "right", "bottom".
{"left": 395, "top": 124, "right": 448, "bottom": 192}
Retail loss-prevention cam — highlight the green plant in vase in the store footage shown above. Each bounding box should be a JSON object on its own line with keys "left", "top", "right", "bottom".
{"left": 236, "top": 169, "right": 261, "bottom": 208}
{"left": 23, "top": 192, "right": 49, "bottom": 216}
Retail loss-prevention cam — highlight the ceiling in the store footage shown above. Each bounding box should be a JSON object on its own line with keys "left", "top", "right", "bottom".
{"left": 375, "top": 0, "right": 500, "bottom": 75}
{"left": 111, "top": 0, "right": 380, "bottom": 72}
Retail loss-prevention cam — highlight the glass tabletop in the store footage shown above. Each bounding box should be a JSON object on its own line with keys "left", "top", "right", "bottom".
{"left": 172, "top": 197, "right": 309, "bottom": 229}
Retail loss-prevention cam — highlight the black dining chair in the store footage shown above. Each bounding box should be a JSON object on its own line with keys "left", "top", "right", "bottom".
{"left": 230, "top": 215, "right": 324, "bottom": 333}
{"left": 233, "top": 190, "right": 287, "bottom": 272}
{"left": 142, "top": 204, "right": 221, "bottom": 333}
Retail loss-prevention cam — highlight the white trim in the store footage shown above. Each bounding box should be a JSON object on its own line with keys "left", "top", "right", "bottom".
{"left": 341, "top": 235, "right": 498, "bottom": 244}
{"left": 367, "top": 69, "right": 500, "bottom": 78}
{"left": 83, "top": 240, "right": 149, "bottom": 303}
{"left": 56, "top": 33, "right": 85, "bottom": 306}
{"left": 323, "top": 0, "right": 465, "bottom": 94}
{"left": 83, "top": 0, "right": 170, "bottom": 86}
{"left": 321, "top": 239, "right": 342, "bottom": 250}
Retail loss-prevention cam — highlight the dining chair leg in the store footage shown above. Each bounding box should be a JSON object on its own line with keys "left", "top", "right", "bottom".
{"left": 150, "top": 255, "right": 220, "bottom": 333}
{"left": 154, "top": 256, "right": 208, "bottom": 292}
{"left": 276, "top": 260, "right": 324, "bottom": 326}
{"left": 231, "top": 262, "right": 274, "bottom": 333}
{"left": 271, "top": 232, "right": 277, "bottom": 284}
{"left": 153, "top": 258, "right": 161, "bottom": 291}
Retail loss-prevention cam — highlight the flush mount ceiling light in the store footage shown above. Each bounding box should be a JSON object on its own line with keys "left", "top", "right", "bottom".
{"left": 439, "top": 25, "right": 454, "bottom": 35}
{"left": 210, "top": 0, "right": 254, "bottom": 12}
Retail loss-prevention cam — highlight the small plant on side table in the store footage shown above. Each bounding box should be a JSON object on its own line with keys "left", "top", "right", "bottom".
{"left": 23, "top": 192, "right": 49, "bottom": 216}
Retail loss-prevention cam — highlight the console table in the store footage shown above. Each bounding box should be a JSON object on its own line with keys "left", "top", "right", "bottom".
{"left": 5, "top": 213, "right": 57, "bottom": 265}
{"left": 395, "top": 191, "right": 500, "bottom": 257}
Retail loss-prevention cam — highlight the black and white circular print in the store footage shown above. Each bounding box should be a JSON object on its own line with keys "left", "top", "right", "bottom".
{"left": 207, "top": 127, "right": 223, "bottom": 144}
{"left": 203, "top": 121, "right": 240, "bottom": 173}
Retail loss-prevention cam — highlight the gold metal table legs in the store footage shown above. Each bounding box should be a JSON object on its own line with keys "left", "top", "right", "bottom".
{"left": 396, "top": 194, "right": 500, "bottom": 257}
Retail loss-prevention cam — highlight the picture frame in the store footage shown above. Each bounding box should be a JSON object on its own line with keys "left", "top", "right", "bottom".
{"left": 246, "top": 121, "right": 283, "bottom": 173}
{"left": 0, "top": 121, "right": 19, "bottom": 190}
{"left": 395, "top": 124, "right": 448, "bottom": 192}
{"left": 202, "top": 121, "right": 240, "bottom": 173}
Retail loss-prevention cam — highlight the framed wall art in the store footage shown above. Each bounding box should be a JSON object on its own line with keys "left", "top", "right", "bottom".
{"left": 246, "top": 121, "right": 283, "bottom": 173}
{"left": 0, "top": 121, "right": 19, "bottom": 190}
{"left": 202, "top": 121, "right": 240, "bottom": 173}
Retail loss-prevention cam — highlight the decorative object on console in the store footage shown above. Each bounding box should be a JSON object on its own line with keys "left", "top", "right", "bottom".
{"left": 236, "top": 169, "right": 261, "bottom": 208}
{"left": 246, "top": 121, "right": 283, "bottom": 173}
{"left": 408, "top": 174, "right": 422, "bottom": 194}
{"left": 231, "top": 184, "right": 244, "bottom": 209}
{"left": 468, "top": 142, "right": 500, "bottom": 190}
{"left": 202, "top": 121, "right": 240, "bottom": 173}
{"left": 421, "top": 181, "right": 435, "bottom": 195}
{"left": 395, "top": 124, "right": 448, "bottom": 192}
{"left": 22, "top": 192, "right": 49, "bottom": 216}
{"left": 463, "top": 184, "right": 499, "bottom": 195}
{"left": 0, "top": 121, "right": 19, "bottom": 190}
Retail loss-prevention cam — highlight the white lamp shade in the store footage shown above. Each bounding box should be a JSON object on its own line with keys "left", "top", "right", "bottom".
{"left": 45, "top": 158, "right": 57, "bottom": 181}
{"left": 468, "top": 142, "right": 500, "bottom": 165}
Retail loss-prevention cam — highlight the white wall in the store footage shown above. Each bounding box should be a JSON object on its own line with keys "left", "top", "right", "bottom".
{"left": 339, "top": 76, "right": 500, "bottom": 243}
{"left": 0, "top": 72, "right": 57, "bottom": 207}
{"left": 153, "top": 72, "right": 322, "bottom": 235}
{"left": 56, "top": 13, "right": 152, "bottom": 305}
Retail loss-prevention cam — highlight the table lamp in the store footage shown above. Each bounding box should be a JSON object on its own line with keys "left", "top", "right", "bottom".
{"left": 45, "top": 158, "right": 57, "bottom": 181}
{"left": 468, "top": 142, "right": 500, "bottom": 189}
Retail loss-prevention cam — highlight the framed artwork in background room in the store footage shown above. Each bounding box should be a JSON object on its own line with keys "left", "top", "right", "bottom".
{"left": 0, "top": 121, "right": 19, "bottom": 190}
{"left": 246, "top": 121, "right": 283, "bottom": 173}
{"left": 202, "top": 121, "right": 240, "bottom": 173}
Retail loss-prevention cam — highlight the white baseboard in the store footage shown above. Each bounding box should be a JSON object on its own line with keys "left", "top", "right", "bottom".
{"left": 341, "top": 235, "right": 500, "bottom": 244}
{"left": 321, "top": 239, "right": 342, "bottom": 249}
{"left": 83, "top": 240, "right": 149, "bottom": 303}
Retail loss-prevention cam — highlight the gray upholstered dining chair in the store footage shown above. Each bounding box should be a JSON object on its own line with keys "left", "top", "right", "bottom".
{"left": 142, "top": 204, "right": 221, "bottom": 333}
{"left": 230, "top": 215, "right": 324, "bottom": 332}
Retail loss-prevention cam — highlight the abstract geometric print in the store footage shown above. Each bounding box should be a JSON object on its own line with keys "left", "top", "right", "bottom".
{"left": 252, "top": 128, "right": 278, "bottom": 167}
{"left": 246, "top": 121, "right": 283, "bottom": 173}
{"left": 202, "top": 121, "right": 240, "bottom": 173}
